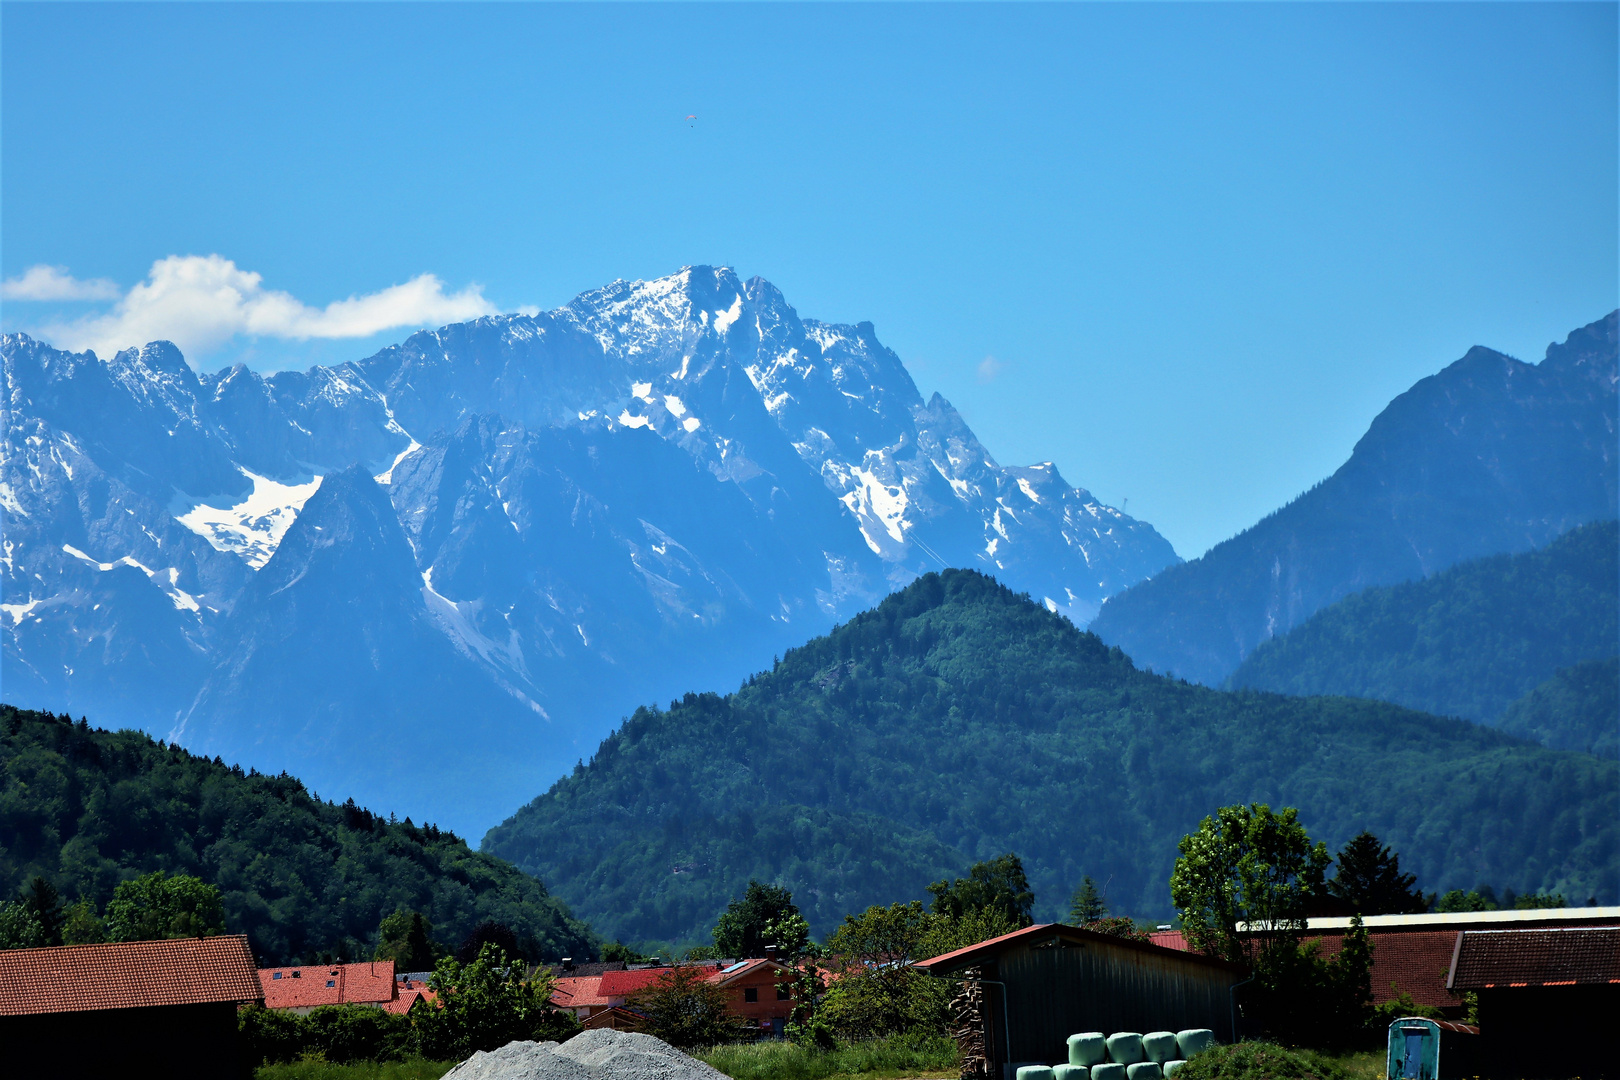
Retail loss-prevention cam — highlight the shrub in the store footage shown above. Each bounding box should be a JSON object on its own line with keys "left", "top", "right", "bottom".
{"left": 628, "top": 964, "right": 748, "bottom": 1048}
{"left": 305, "top": 1004, "right": 416, "bottom": 1063}
{"left": 1172, "top": 1042, "right": 1354, "bottom": 1080}
{"left": 414, "top": 943, "right": 577, "bottom": 1060}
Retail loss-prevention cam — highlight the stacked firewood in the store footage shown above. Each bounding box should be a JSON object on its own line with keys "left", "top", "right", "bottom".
{"left": 949, "top": 965, "right": 990, "bottom": 1080}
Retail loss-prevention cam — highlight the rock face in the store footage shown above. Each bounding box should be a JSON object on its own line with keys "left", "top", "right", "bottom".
{"left": 1090, "top": 311, "right": 1619, "bottom": 687}
{"left": 1, "top": 266, "right": 1176, "bottom": 831}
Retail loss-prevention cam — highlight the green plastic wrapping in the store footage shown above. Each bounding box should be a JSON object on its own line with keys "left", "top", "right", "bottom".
{"left": 1126, "top": 1064, "right": 1163, "bottom": 1080}
{"left": 1017, "top": 1067, "right": 1055, "bottom": 1080}
{"left": 1176, "top": 1030, "right": 1216, "bottom": 1059}
{"left": 1164, "top": 1062, "right": 1187, "bottom": 1077}
{"left": 1142, "top": 1033, "right": 1178, "bottom": 1063}
{"left": 1055, "top": 1064, "right": 1089, "bottom": 1080}
{"left": 1068, "top": 1034, "right": 1108, "bottom": 1067}
{"left": 1091, "top": 1064, "right": 1127, "bottom": 1080}
{"left": 1106, "top": 1033, "right": 1145, "bottom": 1065}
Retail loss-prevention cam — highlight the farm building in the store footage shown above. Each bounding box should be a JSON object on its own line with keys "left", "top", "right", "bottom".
{"left": 1150, "top": 905, "right": 1620, "bottom": 1019}
{"left": 1447, "top": 926, "right": 1620, "bottom": 1078}
{"left": 0, "top": 935, "right": 263, "bottom": 1077}
{"left": 917, "top": 923, "right": 1245, "bottom": 1080}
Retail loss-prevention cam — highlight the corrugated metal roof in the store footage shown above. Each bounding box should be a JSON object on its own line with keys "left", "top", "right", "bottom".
{"left": 1283, "top": 906, "right": 1620, "bottom": 933}
{"left": 0, "top": 936, "right": 262, "bottom": 1017}
{"left": 1447, "top": 927, "right": 1620, "bottom": 990}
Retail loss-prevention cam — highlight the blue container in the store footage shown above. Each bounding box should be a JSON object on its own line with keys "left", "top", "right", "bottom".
{"left": 1385, "top": 1017, "right": 1480, "bottom": 1080}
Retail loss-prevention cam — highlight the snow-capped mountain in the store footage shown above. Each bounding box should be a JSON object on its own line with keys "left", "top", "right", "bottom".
{"left": 2, "top": 266, "right": 1178, "bottom": 831}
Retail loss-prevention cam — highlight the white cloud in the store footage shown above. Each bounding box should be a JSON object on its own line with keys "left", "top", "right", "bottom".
{"left": 977, "top": 355, "right": 1004, "bottom": 383}
{"left": 39, "top": 254, "right": 498, "bottom": 360}
{"left": 1, "top": 265, "right": 122, "bottom": 302}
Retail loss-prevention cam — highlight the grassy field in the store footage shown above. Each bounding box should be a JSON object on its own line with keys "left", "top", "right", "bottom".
{"left": 695, "top": 1036, "right": 960, "bottom": 1080}
{"left": 254, "top": 1059, "right": 457, "bottom": 1080}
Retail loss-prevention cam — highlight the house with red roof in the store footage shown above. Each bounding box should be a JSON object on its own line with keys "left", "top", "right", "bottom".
{"left": 258, "top": 959, "right": 435, "bottom": 1015}
{"left": 550, "top": 959, "right": 797, "bottom": 1036}
{"left": 0, "top": 935, "right": 263, "bottom": 1077}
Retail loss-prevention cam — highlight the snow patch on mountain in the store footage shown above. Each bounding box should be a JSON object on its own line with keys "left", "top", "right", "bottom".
{"left": 175, "top": 469, "right": 323, "bottom": 568}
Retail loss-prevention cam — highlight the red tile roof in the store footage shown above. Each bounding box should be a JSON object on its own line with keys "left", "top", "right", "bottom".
{"left": 1309, "top": 929, "right": 1464, "bottom": 1009}
{"left": 598, "top": 967, "right": 674, "bottom": 997}
{"left": 1447, "top": 927, "right": 1620, "bottom": 990}
{"left": 383, "top": 986, "right": 436, "bottom": 1015}
{"left": 918, "top": 923, "right": 1244, "bottom": 974}
{"left": 552, "top": 974, "right": 612, "bottom": 1009}
{"left": 0, "top": 935, "right": 261, "bottom": 1017}
{"left": 258, "top": 960, "right": 397, "bottom": 1010}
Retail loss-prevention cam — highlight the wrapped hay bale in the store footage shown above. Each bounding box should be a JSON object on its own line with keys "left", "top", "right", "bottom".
{"left": 1175, "top": 1030, "right": 1216, "bottom": 1059}
{"left": 1106, "top": 1033, "right": 1145, "bottom": 1065}
{"left": 1141, "top": 1033, "right": 1178, "bottom": 1064}
{"left": 1055, "top": 1065, "right": 1090, "bottom": 1080}
{"left": 1091, "top": 1064, "right": 1127, "bottom": 1080}
{"left": 1126, "top": 1064, "right": 1162, "bottom": 1080}
{"left": 1068, "top": 1033, "right": 1107, "bottom": 1067}
{"left": 1163, "top": 1062, "right": 1188, "bottom": 1077}
{"left": 1017, "top": 1066, "right": 1055, "bottom": 1080}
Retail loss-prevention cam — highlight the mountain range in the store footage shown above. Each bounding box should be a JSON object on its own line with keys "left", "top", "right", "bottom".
{"left": 1226, "top": 518, "right": 1618, "bottom": 743}
{"left": 1089, "top": 312, "right": 1618, "bottom": 686}
{"left": 1, "top": 267, "right": 1176, "bottom": 832}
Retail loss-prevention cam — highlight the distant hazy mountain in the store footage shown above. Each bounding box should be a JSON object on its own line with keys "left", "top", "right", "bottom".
{"left": 1, "top": 267, "right": 1176, "bottom": 831}
{"left": 1226, "top": 519, "right": 1618, "bottom": 736}
{"left": 1090, "top": 312, "right": 1618, "bottom": 686}
{"left": 482, "top": 570, "right": 1618, "bottom": 945}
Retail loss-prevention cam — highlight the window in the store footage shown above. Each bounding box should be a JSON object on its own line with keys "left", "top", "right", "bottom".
{"left": 272, "top": 973, "right": 282, "bottom": 980}
{"left": 327, "top": 980, "right": 336, "bottom": 987}
{"left": 743, "top": 987, "right": 758, "bottom": 1003}
{"left": 777, "top": 986, "right": 789, "bottom": 1000}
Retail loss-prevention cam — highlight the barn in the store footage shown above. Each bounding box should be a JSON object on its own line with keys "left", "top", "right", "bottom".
{"left": 0, "top": 935, "right": 263, "bottom": 1077}
{"left": 918, "top": 923, "right": 1245, "bottom": 1080}
{"left": 1447, "top": 925, "right": 1620, "bottom": 1078}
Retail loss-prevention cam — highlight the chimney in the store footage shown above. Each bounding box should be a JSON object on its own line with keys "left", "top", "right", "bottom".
{"left": 562, "top": 957, "right": 574, "bottom": 972}
{"left": 764, "top": 945, "right": 779, "bottom": 963}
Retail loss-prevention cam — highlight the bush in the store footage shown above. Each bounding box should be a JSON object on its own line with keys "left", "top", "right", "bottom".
{"left": 1172, "top": 1042, "right": 1355, "bottom": 1080}
{"left": 695, "top": 1032, "right": 959, "bottom": 1080}
{"left": 628, "top": 964, "right": 748, "bottom": 1049}
{"left": 305, "top": 1005, "right": 416, "bottom": 1063}
{"left": 241, "top": 1004, "right": 312, "bottom": 1065}
{"left": 414, "top": 944, "right": 577, "bottom": 1060}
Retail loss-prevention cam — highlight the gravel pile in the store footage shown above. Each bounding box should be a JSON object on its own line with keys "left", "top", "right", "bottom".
{"left": 442, "top": 1029, "right": 732, "bottom": 1080}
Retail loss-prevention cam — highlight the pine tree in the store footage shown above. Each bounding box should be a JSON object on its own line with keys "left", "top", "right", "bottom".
{"left": 1069, "top": 876, "right": 1107, "bottom": 924}
{"left": 1328, "top": 832, "right": 1426, "bottom": 915}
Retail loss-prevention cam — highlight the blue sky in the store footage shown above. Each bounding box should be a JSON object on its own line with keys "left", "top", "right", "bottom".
{"left": 3, "top": 3, "right": 1615, "bottom": 557}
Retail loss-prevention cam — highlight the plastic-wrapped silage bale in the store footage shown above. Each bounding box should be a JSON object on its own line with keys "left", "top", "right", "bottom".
{"left": 1106, "top": 1033, "right": 1145, "bottom": 1065}
{"left": 1164, "top": 1062, "right": 1188, "bottom": 1077}
{"left": 1142, "top": 1033, "right": 1178, "bottom": 1063}
{"left": 1017, "top": 1067, "right": 1055, "bottom": 1080}
{"left": 1176, "top": 1030, "right": 1216, "bottom": 1059}
{"left": 1068, "top": 1033, "right": 1107, "bottom": 1067}
{"left": 1090, "top": 1064, "right": 1127, "bottom": 1080}
{"left": 1054, "top": 1064, "right": 1090, "bottom": 1080}
{"left": 1126, "top": 1064, "right": 1162, "bottom": 1080}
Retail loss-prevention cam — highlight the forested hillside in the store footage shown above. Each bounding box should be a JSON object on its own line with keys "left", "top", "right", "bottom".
{"left": 483, "top": 570, "right": 1618, "bottom": 945}
{"left": 1498, "top": 657, "right": 1619, "bottom": 759}
{"left": 1226, "top": 520, "right": 1618, "bottom": 733}
{"left": 0, "top": 706, "right": 598, "bottom": 963}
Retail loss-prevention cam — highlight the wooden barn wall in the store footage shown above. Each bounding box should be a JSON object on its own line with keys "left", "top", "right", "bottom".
{"left": 989, "top": 940, "right": 1239, "bottom": 1067}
